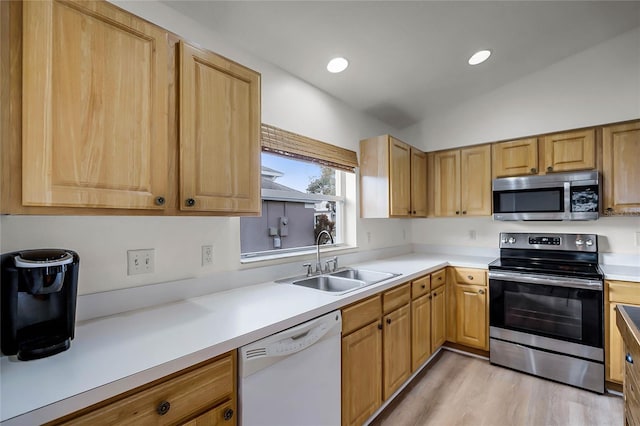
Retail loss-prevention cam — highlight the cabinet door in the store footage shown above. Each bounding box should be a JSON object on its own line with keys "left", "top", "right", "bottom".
{"left": 389, "top": 137, "right": 411, "bottom": 217}
{"left": 433, "top": 149, "right": 461, "bottom": 217}
{"left": 609, "top": 303, "right": 625, "bottom": 383}
{"left": 22, "top": 0, "right": 169, "bottom": 209}
{"left": 342, "top": 322, "right": 382, "bottom": 426}
{"left": 179, "top": 41, "right": 261, "bottom": 213}
{"left": 460, "top": 145, "right": 491, "bottom": 216}
{"left": 455, "top": 284, "right": 488, "bottom": 350}
{"left": 542, "top": 129, "right": 595, "bottom": 173}
{"left": 410, "top": 147, "right": 428, "bottom": 217}
{"left": 382, "top": 304, "right": 412, "bottom": 400}
{"left": 411, "top": 294, "right": 431, "bottom": 371}
{"left": 181, "top": 400, "right": 235, "bottom": 426}
{"left": 491, "top": 138, "right": 538, "bottom": 178}
{"left": 431, "top": 285, "right": 447, "bottom": 350}
{"left": 602, "top": 121, "right": 640, "bottom": 215}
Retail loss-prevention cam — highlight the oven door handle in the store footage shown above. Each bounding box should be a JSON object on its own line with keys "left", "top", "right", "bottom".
{"left": 488, "top": 271, "right": 603, "bottom": 291}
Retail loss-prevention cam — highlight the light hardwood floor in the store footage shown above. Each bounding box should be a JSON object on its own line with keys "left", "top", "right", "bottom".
{"left": 371, "top": 350, "right": 623, "bottom": 426}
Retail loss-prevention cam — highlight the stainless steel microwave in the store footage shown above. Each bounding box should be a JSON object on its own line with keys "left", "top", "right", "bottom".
{"left": 493, "top": 171, "right": 600, "bottom": 221}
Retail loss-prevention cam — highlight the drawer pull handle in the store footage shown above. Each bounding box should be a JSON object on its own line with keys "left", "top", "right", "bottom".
{"left": 626, "top": 353, "right": 634, "bottom": 364}
{"left": 478, "top": 289, "right": 485, "bottom": 295}
{"left": 156, "top": 401, "right": 171, "bottom": 416}
{"left": 468, "top": 275, "right": 474, "bottom": 280}
{"left": 223, "top": 408, "right": 234, "bottom": 421}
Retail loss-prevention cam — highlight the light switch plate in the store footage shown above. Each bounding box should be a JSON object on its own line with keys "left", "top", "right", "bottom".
{"left": 127, "top": 249, "right": 154, "bottom": 275}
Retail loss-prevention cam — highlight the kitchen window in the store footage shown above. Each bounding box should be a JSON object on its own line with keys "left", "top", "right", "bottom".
{"left": 240, "top": 125, "right": 358, "bottom": 260}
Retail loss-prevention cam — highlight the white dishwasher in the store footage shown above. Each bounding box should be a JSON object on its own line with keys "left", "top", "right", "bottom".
{"left": 238, "top": 310, "right": 342, "bottom": 426}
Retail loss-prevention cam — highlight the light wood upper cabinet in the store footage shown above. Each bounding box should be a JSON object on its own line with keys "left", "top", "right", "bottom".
{"left": 360, "top": 135, "right": 426, "bottom": 218}
{"left": 492, "top": 138, "right": 538, "bottom": 178}
{"left": 433, "top": 149, "right": 461, "bottom": 217}
{"left": 389, "top": 138, "right": 412, "bottom": 216}
{"left": 461, "top": 145, "right": 492, "bottom": 216}
{"left": 179, "top": 41, "right": 261, "bottom": 213}
{"left": 21, "top": 0, "right": 169, "bottom": 209}
{"left": 410, "top": 147, "right": 428, "bottom": 217}
{"left": 542, "top": 129, "right": 595, "bottom": 173}
{"left": 602, "top": 121, "right": 640, "bottom": 215}
{"left": 433, "top": 145, "right": 490, "bottom": 217}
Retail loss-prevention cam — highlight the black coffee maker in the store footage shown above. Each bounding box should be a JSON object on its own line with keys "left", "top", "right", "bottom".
{"left": 1, "top": 249, "right": 79, "bottom": 360}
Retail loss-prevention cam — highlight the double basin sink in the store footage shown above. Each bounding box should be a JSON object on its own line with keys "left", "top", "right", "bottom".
{"left": 278, "top": 268, "right": 401, "bottom": 295}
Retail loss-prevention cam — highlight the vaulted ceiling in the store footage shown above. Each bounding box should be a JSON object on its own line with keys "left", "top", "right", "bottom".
{"left": 164, "top": 1, "right": 640, "bottom": 129}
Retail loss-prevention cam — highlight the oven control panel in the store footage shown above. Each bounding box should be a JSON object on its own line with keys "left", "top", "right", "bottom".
{"left": 499, "top": 233, "right": 598, "bottom": 252}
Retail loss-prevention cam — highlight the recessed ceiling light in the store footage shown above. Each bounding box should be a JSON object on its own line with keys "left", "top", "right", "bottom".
{"left": 468, "top": 50, "right": 492, "bottom": 65}
{"left": 327, "top": 57, "right": 349, "bottom": 73}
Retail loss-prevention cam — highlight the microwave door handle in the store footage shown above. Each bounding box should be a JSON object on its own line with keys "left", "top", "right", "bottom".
{"left": 564, "top": 182, "right": 571, "bottom": 220}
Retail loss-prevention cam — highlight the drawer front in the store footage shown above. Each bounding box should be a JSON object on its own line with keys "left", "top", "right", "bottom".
{"left": 431, "top": 269, "right": 446, "bottom": 289}
{"left": 608, "top": 280, "right": 640, "bottom": 304}
{"left": 342, "top": 295, "right": 382, "bottom": 335}
{"left": 411, "top": 275, "right": 431, "bottom": 299}
{"left": 383, "top": 283, "right": 411, "bottom": 314}
{"left": 453, "top": 268, "right": 486, "bottom": 286}
{"left": 63, "top": 354, "right": 234, "bottom": 425}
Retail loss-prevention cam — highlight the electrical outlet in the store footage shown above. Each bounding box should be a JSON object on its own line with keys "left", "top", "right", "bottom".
{"left": 127, "top": 249, "right": 154, "bottom": 275}
{"left": 402, "top": 229, "right": 407, "bottom": 241}
{"left": 202, "top": 245, "right": 213, "bottom": 266}
{"left": 367, "top": 232, "right": 372, "bottom": 244}
{"left": 469, "top": 230, "right": 477, "bottom": 240}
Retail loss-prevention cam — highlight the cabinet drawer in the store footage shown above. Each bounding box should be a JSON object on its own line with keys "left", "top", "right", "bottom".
{"left": 431, "top": 269, "right": 446, "bottom": 289}
{"left": 383, "top": 283, "right": 411, "bottom": 314}
{"left": 342, "top": 295, "right": 382, "bottom": 335}
{"left": 453, "top": 268, "right": 486, "bottom": 286}
{"left": 411, "top": 275, "right": 431, "bottom": 299}
{"left": 608, "top": 281, "right": 640, "bottom": 304}
{"left": 59, "top": 354, "right": 234, "bottom": 425}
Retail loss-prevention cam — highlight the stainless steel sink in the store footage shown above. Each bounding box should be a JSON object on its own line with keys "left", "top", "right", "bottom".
{"left": 291, "top": 275, "right": 366, "bottom": 294}
{"left": 329, "top": 268, "right": 400, "bottom": 285}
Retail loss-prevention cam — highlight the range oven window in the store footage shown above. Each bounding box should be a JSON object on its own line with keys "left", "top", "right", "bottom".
{"left": 504, "top": 291, "right": 582, "bottom": 341}
{"left": 493, "top": 188, "right": 563, "bottom": 213}
{"left": 490, "top": 279, "right": 602, "bottom": 348}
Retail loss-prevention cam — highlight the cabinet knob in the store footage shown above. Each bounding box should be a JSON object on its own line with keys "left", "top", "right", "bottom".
{"left": 421, "top": 284, "right": 426, "bottom": 289}
{"left": 626, "top": 353, "right": 634, "bottom": 364}
{"left": 386, "top": 318, "right": 392, "bottom": 325}
{"left": 378, "top": 323, "right": 383, "bottom": 330}
{"left": 468, "top": 275, "right": 474, "bottom": 280}
{"left": 606, "top": 207, "right": 614, "bottom": 214}
{"left": 530, "top": 168, "right": 537, "bottom": 174}
{"left": 428, "top": 295, "right": 432, "bottom": 299}
{"left": 413, "top": 210, "right": 416, "bottom": 215}
{"left": 155, "top": 196, "right": 165, "bottom": 206}
{"left": 156, "top": 401, "right": 171, "bottom": 416}
{"left": 478, "top": 289, "right": 485, "bottom": 295}
{"left": 223, "top": 408, "right": 234, "bottom": 421}
{"left": 185, "top": 198, "right": 196, "bottom": 207}
{"left": 455, "top": 211, "right": 460, "bottom": 215}
{"left": 462, "top": 211, "right": 467, "bottom": 215}
{"left": 547, "top": 166, "right": 553, "bottom": 172}
{"left": 433, "top": 292, "right": 438, "bottom": 298}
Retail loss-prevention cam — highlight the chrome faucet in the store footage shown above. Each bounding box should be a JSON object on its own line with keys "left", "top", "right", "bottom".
{"left": 315, "top": 230, "right": 334, "bottom": 274}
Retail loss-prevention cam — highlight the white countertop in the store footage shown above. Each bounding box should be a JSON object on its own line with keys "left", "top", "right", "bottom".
{"left": 1, "top": 251, "right": 636, "bottom": 424}
{"left": 601, "top": 264, "right": 640, "bottom": 283}
{"left": 0, "top": 253, "right": 492, "bottom": 424}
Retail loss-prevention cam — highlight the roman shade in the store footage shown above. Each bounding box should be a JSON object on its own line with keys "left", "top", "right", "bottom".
{"left": 261, "top": 123, "right": 358, "bottom": 172}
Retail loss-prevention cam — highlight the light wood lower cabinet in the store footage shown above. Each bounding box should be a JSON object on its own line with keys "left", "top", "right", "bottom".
{"left": 606, "top": 280, "right": 640, "bottom": 383}
{"left": 411, "top": 270, "right": 447, "bottom": 371}
{"left": 51, "top": 352, "right": 236, "bottom": 425}
{"left": 341, "top": 319, "right": 383, "bottom": 426}
{"left": 451, "top": 267, "right": 488, "bottom": 351}
{"left": 383, "top": 304, "right": 412, "bottom": 400}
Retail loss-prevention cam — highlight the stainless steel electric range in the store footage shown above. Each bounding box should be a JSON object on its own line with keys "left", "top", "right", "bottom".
{"left": 488, "top": 232, "right": 604, "bottom": 393}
